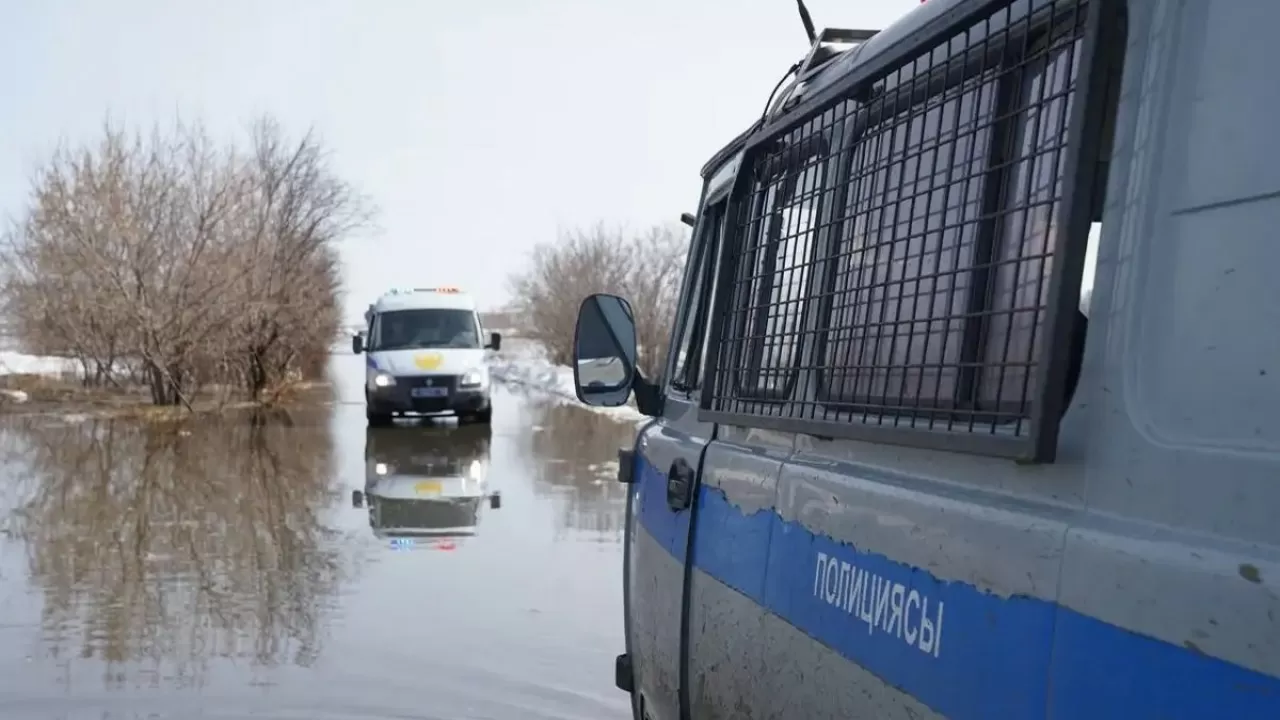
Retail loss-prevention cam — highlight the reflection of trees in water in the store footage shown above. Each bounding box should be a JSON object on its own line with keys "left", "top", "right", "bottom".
{"left": 2, "top": 409, "right": 346, "bottom": 689}
{"left": 0, "top": 417, "right": 40, "bottom": 522}
{"left": 525, "top": 400, "right": 634, "bottom": 542}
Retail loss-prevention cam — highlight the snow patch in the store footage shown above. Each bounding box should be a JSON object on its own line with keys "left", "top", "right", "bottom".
{"left": 0, "top": 389, "right": 29, "bottom": 404}
{"left": 488, "top": 348, "right": 646, "bottom": 424}
{"left": 0, "top": 351, "right": 78, "bottom": 377}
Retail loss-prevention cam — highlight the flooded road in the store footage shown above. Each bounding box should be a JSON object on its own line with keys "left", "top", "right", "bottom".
{"left": 0, "top": 354, "right": 637, "bottom": 719}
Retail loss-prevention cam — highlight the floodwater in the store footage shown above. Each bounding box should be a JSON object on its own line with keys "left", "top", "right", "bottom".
{"left": 0, "top": 354, "right": 637, "bottom": 720}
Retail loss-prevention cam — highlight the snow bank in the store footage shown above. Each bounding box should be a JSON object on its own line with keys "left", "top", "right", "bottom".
{"left": 0, "top": 351, "right": 78, "bottom": 377}
{"left": 0, "top": 351, "right": 79, "bottom": 405}
{"left": 0, "top": 388, "right": 29, "bottom": 404}
{"left": 488, "top": 345, "right": 646, "bottom": 424}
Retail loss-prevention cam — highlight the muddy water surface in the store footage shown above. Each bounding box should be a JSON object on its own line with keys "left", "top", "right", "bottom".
{"left": 0, "top": 355, "right": 637, "bottom": 720}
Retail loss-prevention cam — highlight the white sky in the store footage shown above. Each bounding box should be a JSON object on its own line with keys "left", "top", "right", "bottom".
{"left": 0, "top": 0, "right": 926, "bottom": 323}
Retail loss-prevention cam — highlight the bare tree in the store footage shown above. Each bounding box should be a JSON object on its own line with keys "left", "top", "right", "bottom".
{"left": 508, "top": 222, "right": 688, "bottom": 378}
{"left": 227, "top": 117, "right": 367, "bottom": 401}
{"left": 624, "top": 225, "right": 688, "bottom": 378}
{"left": 0, "top": 115, "right": 372, "bottom": 406}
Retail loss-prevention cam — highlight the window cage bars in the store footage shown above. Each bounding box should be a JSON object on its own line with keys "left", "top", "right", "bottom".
{"left": 696, "top": 0, "right": 1120, "bottom": 461}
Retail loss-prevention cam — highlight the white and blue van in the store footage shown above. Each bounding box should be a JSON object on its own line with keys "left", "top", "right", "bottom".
{"left": 352, "top": 287, "right": 501, "bottom": 427}
{"left": 571, "top": 0, "right": 1280, "bottom": 717}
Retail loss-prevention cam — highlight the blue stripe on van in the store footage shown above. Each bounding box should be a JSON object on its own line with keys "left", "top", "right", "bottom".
{"left": 366, "top": 356, "right": 379, "bottom": 370}
{"left": 635, "top": 456, "right": 691, "bottom": 558}
{"left": 632, "top": 454, "right": 1280, "bottom": 719}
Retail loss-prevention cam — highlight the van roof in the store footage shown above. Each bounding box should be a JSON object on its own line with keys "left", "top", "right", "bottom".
{"left": 776, "top": 0, "right": 959, "bottom": 112}
{"left": 370, "top": 287, "right": 478, "bottom": 313}
{"left": 703, "top": 0, "right": 1043, "bottom": 176}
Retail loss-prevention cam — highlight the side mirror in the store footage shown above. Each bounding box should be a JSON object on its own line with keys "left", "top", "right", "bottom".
{"left": 573, "top": 293, "right": 638, "bottom": 407}
{"left": 352, "top": 334, "right": 364, "bottom": 354}
{"left": 487, "top": 332, "right": 502, "bottom": 351}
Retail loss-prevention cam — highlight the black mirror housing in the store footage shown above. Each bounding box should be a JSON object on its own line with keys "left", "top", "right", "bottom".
{"left": 487, "top": 332, "right": 502, "bottom": 351}
{"left": 572, "top": 294, "right": 639, "bottom": 408}
{"left": 352, "top": 334, "right": 364, "bottom": 354}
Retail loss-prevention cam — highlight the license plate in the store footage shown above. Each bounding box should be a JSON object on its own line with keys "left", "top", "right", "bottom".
{"left": 414, "top": 481, "right": 442, "bottom": 495}
{"left": 411, "top": 387, "right": 448, "bottom": 398}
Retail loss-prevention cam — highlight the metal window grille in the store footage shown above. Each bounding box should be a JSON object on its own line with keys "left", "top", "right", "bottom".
{"left": 705, "top": 0, "right": 1100, "bottom": 456}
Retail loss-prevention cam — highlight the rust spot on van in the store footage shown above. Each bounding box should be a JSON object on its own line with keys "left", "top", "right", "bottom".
{"left": 1239, "top": 564, "right": 1262, "bottom": 583}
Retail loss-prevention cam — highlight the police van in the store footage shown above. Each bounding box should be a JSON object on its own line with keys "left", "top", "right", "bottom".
{"left": 351, "top": 287, "right": 502, "bottom": 427}
{"left": 352, "top": 424, "right": 501, "bottom": 550}
{"left": 571, "top": 0, "right": 1280, "bottom": 717}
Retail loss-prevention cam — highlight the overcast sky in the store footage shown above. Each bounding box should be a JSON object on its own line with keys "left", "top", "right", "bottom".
{"left": 1, "top": 0, "right": 923, "bottom": 322}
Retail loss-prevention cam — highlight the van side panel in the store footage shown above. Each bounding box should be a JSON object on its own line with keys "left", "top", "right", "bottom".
{"left": 1046, "top": 0, "right": 1280, "bottom": 716}
{"left": 685, "top": 427, "right": 787, "bottom": 719}
{"left": 628, "top": 526, "right": 683, "bottom": 718}
{"left": 705, "top": 1, "right": 1280, "bottom": 716}
{"left": 656, "top": 0, "right": 1280, "bottom": 716}
{"left": 631, "top": 424, "right": 692, "bottom": 720}
{"left": 758, "top": 613, "right": 942, "bottom": 719}
{"left": 760, "top": 446, "right": 1068, "bottom": 720}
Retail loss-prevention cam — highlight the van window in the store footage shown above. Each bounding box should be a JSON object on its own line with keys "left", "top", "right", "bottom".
{"left": 370, "top": 309, "right": 481, "bottom": 351}
{"left": 978, "top": 32, "right": 1084, "bottom": 417}
{"left": 669, "top": 203, "right": 725, "bottom": 392}
{"left": 820, "top": 69, "right": 998, "bottom": 412}
{"left": 724, "top": 124, "right": 831, "bottom": 402}
{"left": 1081, "top": 222, "right": 1099, "bottom": 318}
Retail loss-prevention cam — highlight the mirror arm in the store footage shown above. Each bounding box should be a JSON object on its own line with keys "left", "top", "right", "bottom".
{"left": 632, "top": 368, "right": 664, "bottom": 417}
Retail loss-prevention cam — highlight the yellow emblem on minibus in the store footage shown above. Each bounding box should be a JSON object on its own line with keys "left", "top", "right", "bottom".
{"left": 414, "top": 352, "right": 443, "bottom": 370}
{"left": 414, "top": 481, "right": 442, "bottom": 495}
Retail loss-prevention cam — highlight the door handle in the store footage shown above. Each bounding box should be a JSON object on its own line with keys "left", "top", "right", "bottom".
{"left": 666, "top": 458, "right": 694, "bottom": 512}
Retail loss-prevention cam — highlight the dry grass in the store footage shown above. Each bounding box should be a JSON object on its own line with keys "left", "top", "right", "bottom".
{"left": 0, "top": 371, "right": 333, "bottom": 419}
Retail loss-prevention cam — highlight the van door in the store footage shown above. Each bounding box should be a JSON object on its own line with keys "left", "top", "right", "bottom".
{"left": 627, "top": 198, "right": 725, "bottom": 720}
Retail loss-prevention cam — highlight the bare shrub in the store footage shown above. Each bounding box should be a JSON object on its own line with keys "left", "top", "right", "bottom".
{"left": 0, "top": 116, "right": 371, "bottom": 406}
{"left": 509, "top": 222, "right": 688, "bottom": 378}
{"left": 229, "top": 118, "right": 362, "bottom": 401}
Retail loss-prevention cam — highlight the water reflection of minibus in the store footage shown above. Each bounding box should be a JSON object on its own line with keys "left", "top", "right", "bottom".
{"left": 352, "top": 424, "right": 500, "bottom": 549}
